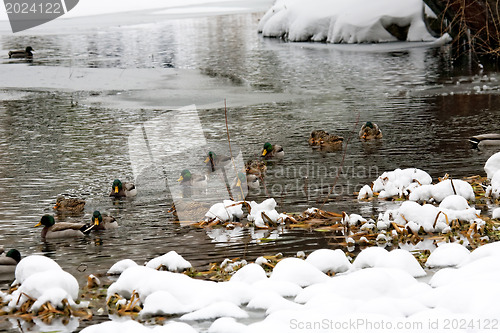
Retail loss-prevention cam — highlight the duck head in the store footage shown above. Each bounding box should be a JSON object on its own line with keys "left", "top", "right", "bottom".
{"left": 205, "top": 151, "right": 216, "bottom": 171}
{"left": 6, "top": 249, "right": 21, "bottom": 263}
{"left": 178, "top": 169, "right": 192, "bottom": 182}
{"left": 92, "top": 210, "right": 103, "bottom": 226}
{"left": 112, "top": 179, "right": 123, "bottom": 194}
{"left": 35, "top": 214, "right": 55, "bottom": 227}
{"left": 262, "top": 142, "right": 273, "bottom": 157}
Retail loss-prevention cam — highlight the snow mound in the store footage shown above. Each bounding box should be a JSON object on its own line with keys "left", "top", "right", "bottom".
{"left": 305, "top": 249, "right": 351, "bottom": 273}
{"left": 145, "top": 251, "right": 192, "bottom": 272}
{"left": 409, "top": 179, "right": 475, "bottom": 203}
{"left": 107, "top": 259, "right": 138, "bottom": 275}
{"left": 180, "top": 301, "right": 248, "bottom": 321}
{"left": 258, "top": 0, "right": 440, "bottom": 44}
{"left": 270, "top": 258, "right": 330, "bottom": 287}
{"left": 378, "top": 199, "right": 482, "bottom": 233}
{"left": 484, "top": 152, "right": 500, "bottom": 179}
{"left": 14, "top": 255, "right": 62, "bottom": 285}
{"left": 205, "top": 200, "right": 244, "bottom": 222}
{"left": 425, "top": 243, "right": 470, "bottom": 268}
{"left": 247, "top": 198, "right": 288, "bottom": 228}
{"left": 8, "top": 270, "right": 79, "bottom": 312}
{"left": 357, "top": 184, "right": 373, "bottom": 200}
{"left": 230, "top": 263, "right": 268, "bottom": 284}
{"left": 486, "top": 170, "right": 500, "bottom": 199}
{"left": 352, "top": 248, "right": 425, "bottom": 277}
{"left": 372, "top": 168, "right": 432, "bottom": 199}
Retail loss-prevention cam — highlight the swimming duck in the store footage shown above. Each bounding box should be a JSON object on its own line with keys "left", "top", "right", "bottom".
{"left": 110, "top": 179, "right": 137, "bottom": 198}
{"left": 469, "top": 133, "right": 500, "bottom": 149}
{"left": 53, "top": 196, "right": 85, "bottom": 213}
{"left": 359, "top": 122, "right": 383, "bottom": 140}
{"left": 320, "top": 134, "right": 344, "bottom": 149}
{"left": 35, "top": 215, "right": 86, "bottom": 239}
{"left": 8, "top": 46, "right": 34, "bottom": 58}
{"left": 308, "top": 130, "right": 330, "bottom": 146}
{"left": 86, "top": 210, "right": 118, "bottom": 231}
{"left": 0, "top": 248, "right": 21, "bottom": 274}
{"left": 205, "top": 151, "right": 231, "bottom": 172}
{"left": 246, "top": 159, "right": 267, "bottom": 177}
{"left": 177, "top": 169, "right": 208, "bottom": 187}
{"left": 261, "top": 142, "right": 284, "bottom": 159}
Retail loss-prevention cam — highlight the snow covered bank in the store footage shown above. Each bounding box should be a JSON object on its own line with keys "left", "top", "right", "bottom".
{"left": 80, "top": 244, "right": 500, "bottom": 332}
{"left": 258, "top": 0, "right": 450, "bottom": 44}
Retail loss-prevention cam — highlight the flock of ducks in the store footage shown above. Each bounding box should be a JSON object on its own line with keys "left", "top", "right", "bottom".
{"left": 3, "top": 46, "right": 500, "bottom": 271}
{"left": 33, "top": 180, "right": 135, "bottom": 241}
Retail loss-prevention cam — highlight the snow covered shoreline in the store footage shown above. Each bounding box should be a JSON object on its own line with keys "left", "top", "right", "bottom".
{"left": 258, "top": 0, "right": 451, "bottom": 45}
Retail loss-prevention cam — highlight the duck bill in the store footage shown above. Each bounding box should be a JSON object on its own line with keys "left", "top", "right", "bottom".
{"left": 53, "top": 203, "right": 59, "bottom": 209}
{"left": 177, "top": 176, "right": 183, "bottom": 182}
{"left": 204, "top": 156, "right": 210, "bottom": 163}
{"left": 262, "top": 149, "right": 267, "bottom": 156}
{"left": 34, "top": 222, "right": 42, "bottom": 227}
{"left": 114, "top": 186, "right": 119, "bottom": 193}
{"left": 94, "top": 218, "right": 100, "bottom": 226}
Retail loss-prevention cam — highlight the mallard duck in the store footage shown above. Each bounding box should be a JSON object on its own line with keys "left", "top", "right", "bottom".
{"left": 469, "top": 133, "right": 500, "bottom": 149}
{"left": 35, "top": 215, "right": 86, "bottom": 239}
{"left": 86, "top": 210, "right": 118, "bottom": 231}
{"left": 246, "top": 159, "right": 266, "bottom": 177}
{"left": 319, "top": 134, "right": 344, "bottom": 149}
{"left": 261, "top": 142, "right": 284, "bottom": 159}
{"left": 205, "top": 151, "right": 231, "bottom": 172}
{"left": 308, "top": 130, "right": 330, "bottom": 146}
{"left": 177, "top": 169, "right": 208, "bottom": 187}
{"left": 0, "top": 248, "right": 21, "bottom": 273}
{"left": 8, "top": 46, "right": 34, "bottom": 58}
{"left": 53, "top": 196, "right": 85, "bottom": 213}
{"left": 110, "top": 179, "right": 137, "bottom": 198}
{"left": 359, "top": 122, "right": 383, "bottom": 140}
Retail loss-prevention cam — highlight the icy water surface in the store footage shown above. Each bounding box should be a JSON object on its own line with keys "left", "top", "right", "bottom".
{"left": 0, "top": 10, "right": 500, "bottom": 332}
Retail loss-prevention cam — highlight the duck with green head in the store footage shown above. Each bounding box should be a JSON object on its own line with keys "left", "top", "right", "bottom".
{"left": 110, "top": 179, "right": 137, "bottom": 198}
{"left": 35, "top": 215, "right": 86, "bottom": 239}
{"left": 359, "top": 121, "right": 382, "bottom": 140}
{"left": 177, "top": 169, "right": 208, "bottom": 187}
{"left": 0, "top": 248, "right": 21, "bottom": 274}
{"left": 87, "top": 210, "right": 118, "bottom": 231}
{"left": 8, "top": 46, "right": 34, "bottom": 59}
{"left": 261, "top": 142, "right": 284, "bottom": 159}
{"left": 205, "top": 151, "right": 231, "bottom": 172}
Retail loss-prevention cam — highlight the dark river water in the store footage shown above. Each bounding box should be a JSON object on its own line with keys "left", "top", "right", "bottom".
{"left": 1, "top": 9, "right": 500, "bottom": 332}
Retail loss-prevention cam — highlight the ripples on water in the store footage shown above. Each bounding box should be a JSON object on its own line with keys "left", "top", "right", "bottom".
{"left": 1, "top": 11, "right": 499, "bottom": 305}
